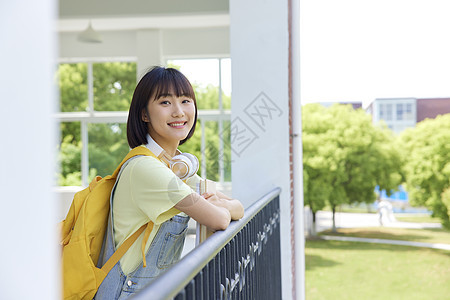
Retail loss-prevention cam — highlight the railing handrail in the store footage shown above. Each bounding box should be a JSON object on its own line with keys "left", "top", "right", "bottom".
{"left": 132, "top": 187, "right": 282, "bottom": 300}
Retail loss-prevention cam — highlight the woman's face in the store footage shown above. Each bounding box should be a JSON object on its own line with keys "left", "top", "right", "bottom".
{"left": 144, "top": 91, "right": 196, "bottom": 151}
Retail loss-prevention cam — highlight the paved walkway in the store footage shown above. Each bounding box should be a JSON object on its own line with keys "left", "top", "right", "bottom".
{"left": 314, "top": 211, "right": 442, "bottom": 233}
{"left": 313, "top": 211, "right": 450, "bottom": 251}
{"left": 321, "top": 235, "right": 450, "bottom": 251}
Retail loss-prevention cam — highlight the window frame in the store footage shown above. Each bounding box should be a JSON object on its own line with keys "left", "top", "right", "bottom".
{"left": 56, "top": 57, "right": 137, "bottom": 186}
{"left": 56, "top": 56, "right": 232, "bottom": 186}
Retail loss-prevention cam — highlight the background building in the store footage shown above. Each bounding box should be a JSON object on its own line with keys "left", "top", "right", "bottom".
{"left": 367, "top": 97, "right": 450, "bottom": 133}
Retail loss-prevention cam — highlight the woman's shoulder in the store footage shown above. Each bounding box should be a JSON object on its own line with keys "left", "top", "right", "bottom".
{"left": 126, "top": 155, "right": 165, "bottom": 174}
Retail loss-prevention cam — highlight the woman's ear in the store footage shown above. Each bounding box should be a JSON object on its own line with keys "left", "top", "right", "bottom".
{"left": 141, "top": 109, "right": 149, "bottom": 122}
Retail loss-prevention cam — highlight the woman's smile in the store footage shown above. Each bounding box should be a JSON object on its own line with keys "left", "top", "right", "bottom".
{"left": 168, "top": 121, "right": 188, "bottom": 128}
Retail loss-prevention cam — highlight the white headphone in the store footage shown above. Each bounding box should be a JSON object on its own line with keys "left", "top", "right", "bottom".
{"left": 145, "top": 134, "right": 199, "bottom": 180}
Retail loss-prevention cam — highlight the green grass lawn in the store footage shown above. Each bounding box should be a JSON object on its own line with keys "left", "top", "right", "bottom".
{"left": 306, "top": 239, "right": 450, "bottom": 300}
{"left": 319, "top": 227, "right": 450, "bottom": 244}
{"left": 395, "top": 214, "right": 442, "bottom": 223}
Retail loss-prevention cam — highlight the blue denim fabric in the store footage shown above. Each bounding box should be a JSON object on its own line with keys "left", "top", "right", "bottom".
{"left": 94, "top": 161, "right": 189, "bottom": 300}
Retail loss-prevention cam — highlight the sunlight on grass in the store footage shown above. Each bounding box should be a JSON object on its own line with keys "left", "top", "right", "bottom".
{"left": 306, "top": 239, "right": 450, "bottom": 300}
{"left": 395, "top": 214, "right": 441, "bottom": 223}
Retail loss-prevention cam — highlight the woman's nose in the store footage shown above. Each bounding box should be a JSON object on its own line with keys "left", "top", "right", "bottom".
{"left": 172, "top": 104, "right": 185, "bottom": 117}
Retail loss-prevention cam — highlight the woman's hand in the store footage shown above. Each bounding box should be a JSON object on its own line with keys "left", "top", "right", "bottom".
{"left": 202, "top": 192, "right": 245, "bottom": 221}
{"left": 175, "top": 193, "right": 231, "bottom": 231}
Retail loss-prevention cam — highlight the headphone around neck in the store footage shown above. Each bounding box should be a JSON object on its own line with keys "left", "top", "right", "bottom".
{"left": 145, "top": 134, "right": 199, "bottom": 180}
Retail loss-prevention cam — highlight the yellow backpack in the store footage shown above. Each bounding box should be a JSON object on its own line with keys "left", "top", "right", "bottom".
{"left": 60, "top": 146, "right": 155, "bottom": 300}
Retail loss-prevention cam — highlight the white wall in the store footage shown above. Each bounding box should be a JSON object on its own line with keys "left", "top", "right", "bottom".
{"left": 0, "top": 1, "right": 59, "bottom": 299}
{"left": 230, "top": 0, "right": 293, "bottom": 299}
{"left": 59, "top": 31, "right": 137, "bottom": 58}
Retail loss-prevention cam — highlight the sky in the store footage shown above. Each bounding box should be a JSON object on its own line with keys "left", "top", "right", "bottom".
{"left": 300, "top": 0, "right": 450, "bottom": 107}
{"left": 173, "top": 0, "right": 450, "bottom": 108}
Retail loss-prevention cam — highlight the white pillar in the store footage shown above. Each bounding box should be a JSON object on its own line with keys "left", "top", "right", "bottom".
{"left": 136, "top": 29, "right": 164, "bottom": 79}
{"left": 291, "top": 0, "right": 305, "bottom": 299}
{"left": 0, "top": 1, "right": 59, "bottom": 299}
{"left": 230, "top": 0, "right": 294, "bottom": 299}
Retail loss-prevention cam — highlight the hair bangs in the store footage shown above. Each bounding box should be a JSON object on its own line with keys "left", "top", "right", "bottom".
{"left": 152, "top": 69, "right": 196, "bottom": 101}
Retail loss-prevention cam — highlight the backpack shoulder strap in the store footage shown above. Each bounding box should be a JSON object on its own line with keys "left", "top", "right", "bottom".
{"left": 111, "top": 146, "right": 156, "bottom": 178}
{"left": 99, "top": 146, "right": 157, "bottom": 273}
{"left": 100, "top": 222, "right": 152, "bottom": 274}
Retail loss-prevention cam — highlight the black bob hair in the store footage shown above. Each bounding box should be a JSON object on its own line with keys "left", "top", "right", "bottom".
{"left": 127, "top": 66, "right": 198, "bottom": 149}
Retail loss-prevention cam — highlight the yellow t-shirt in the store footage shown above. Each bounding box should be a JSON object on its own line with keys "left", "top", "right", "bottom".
{"left": 113, "top": 155, "right": 201, "bottom": 274}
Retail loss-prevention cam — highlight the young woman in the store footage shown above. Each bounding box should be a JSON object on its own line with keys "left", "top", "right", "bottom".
{"left": 95, "top": 66, "right": 244, "bottom": 299}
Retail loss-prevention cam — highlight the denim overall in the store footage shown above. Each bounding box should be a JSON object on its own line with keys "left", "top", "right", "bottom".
{"left": 94, "top": 159, "right": 190, "bottom": 300}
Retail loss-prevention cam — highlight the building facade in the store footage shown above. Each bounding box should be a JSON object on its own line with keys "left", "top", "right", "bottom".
{"left": 367, "top": 97, "right": 450, "bottom": 133}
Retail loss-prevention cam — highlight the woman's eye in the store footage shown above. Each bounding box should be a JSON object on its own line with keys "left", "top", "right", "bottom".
{"left": 160, "top": 100, "right": 170, "bottom": 105}
{"left": 182, "top": 99, "right": 191, "bottom": 103}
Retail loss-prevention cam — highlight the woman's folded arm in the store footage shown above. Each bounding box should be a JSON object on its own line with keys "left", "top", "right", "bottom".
{"left": 174, "top": 193, "right": 231, "bottom": 231}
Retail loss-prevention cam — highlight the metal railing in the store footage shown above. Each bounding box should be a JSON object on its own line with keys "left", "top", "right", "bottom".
{"left": 132, "top": 188, "right": 282, "bottom": 300}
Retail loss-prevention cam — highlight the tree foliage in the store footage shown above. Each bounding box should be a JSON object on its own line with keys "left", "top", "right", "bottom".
{"left": 398, "top": 114, "right": 450, "bottom": 229}
{"left": 302, "top": 104, "right": 403, "bottom": 232}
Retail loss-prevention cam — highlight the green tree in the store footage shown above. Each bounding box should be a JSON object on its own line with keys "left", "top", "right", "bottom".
{"left": 93, "top": 62, "right": 136, "bottom": 111}
{"left": 302, "top": 104, "right": 403, "bottom": 234}
{"left": 399, "top": 114, "right": 450, "bottom": 229}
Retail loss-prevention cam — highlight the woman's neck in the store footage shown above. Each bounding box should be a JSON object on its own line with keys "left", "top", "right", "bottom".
{"left": 150, "top": 135, "right": 178, "bottom": 158}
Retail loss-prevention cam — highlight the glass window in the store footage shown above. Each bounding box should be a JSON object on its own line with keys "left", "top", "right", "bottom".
{"left": 379, "top": 103, "right": 385, "bottom": 119}
{"left": 58, "top": 63, "right": 88, "bottom": 112}
{"left": 58, "top": 121, "right": 82, "bottom": 186}
{"left": 396, "top": 103, "right": 403, "bottom": 120}
{"left": 93, "top": 62, "right": 136, "bottom": 111}
{"left": 385, "top": 104, "right": 392, "bottom": 121}
{"left": 405, "top": 103, "right": 413, "bottom": 120}
{"left": 88, "top": 123, "right": 129, "bottom": 178}
{"left": 57, "top": 61, "right": 136, "bottom": 186}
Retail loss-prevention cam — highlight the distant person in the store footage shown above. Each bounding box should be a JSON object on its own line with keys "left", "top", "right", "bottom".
{"left": 377, "top": 197, "right": 395, "bottom": 226}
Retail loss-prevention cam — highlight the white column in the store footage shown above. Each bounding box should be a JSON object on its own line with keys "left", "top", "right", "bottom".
{"left": 291, "top": 0, "right": 305, "bottom": 299}
{"left": 0, "top": 0, "right": 59, "bottom": 299}
{"left": 136, "top": 29, "right": 164, "bottom": 79}
{"left": 230, "top": 0, "right": 294, "bottom": 299}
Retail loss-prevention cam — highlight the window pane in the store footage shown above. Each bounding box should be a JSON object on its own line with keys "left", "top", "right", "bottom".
{"left": 93, "top": 62, "right": 137, "bottom": 111}
{"left": 405, "top": 103, "right": 413, "bottom": 120}
{"left": 221, "top": 119, "right": 232, "bottom": 182}
{"left": 168, "top": 59, "right": 220, "bottom": 109}
{"left": 88, "top": 123, "right": 129, "bottom": 178}
{"left": 58, "top": 63, "right": 88, "bottom": 112}
{"left": 385, "top": 104, "right": 392, "bottom": 121}
{"left": 221, "top": 58, "right": 232, "bottom": 110}
{"left": 205, "top": 121, "right": 219, "bottom": 181}
{"left": 396, "top": 103, "right": 403, "bottom": 120}
{"left": 379, "top": 104, "right": 384, "bottom": 119}
{"left": 58, "top": 122, "right": 82, "bottom": 186}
